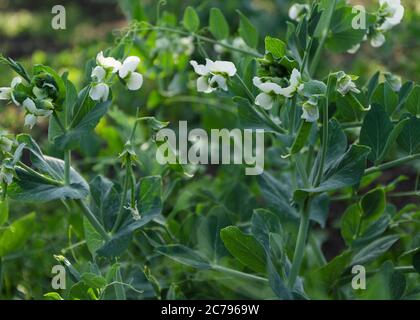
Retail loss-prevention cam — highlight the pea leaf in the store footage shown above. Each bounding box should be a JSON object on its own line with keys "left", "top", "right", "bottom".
{"left": 371, "top": 82, "right": 398, "bottom": 115}
{"left": 183, "top": 6, "right": 200, "bottom": 32}
{"left": 0, "top": 212, "right": 36, "bottom": 257}
{"left": 340, "top": 204, "right": 361, "bottom": 245}
{"left": 397, "top": 116, "right": 420, "bottom": 155}
{"left": 264, "top": 36, "right": 286, "bottom": 59}
{"left": 405, "top": 85, "right": 420, "bottom": 116}
{"left": 237, "top": 10, "right": 258, "bottom": 48}
{"left": 351, "top": 235, "right": 399, "bottom": 265}
{"left": 360, "top": 188, "right": 386, "bottom": 219}
{"left": 8, "top": 135, "right": 89, "bottom": 202}
{"left": 360, "top": 104, "right": 393, "bottom": 162}
{"left": 209, "top": 8, "right": 229, "bottom": 40}
{"left": 290, "top": 121, "right": 312, "bottom": 155}
{"left": 220, "top": 226, "right": 266, "bottom": 273}
{"left": 157, "top": 244, "right": 211, "bottom": 269}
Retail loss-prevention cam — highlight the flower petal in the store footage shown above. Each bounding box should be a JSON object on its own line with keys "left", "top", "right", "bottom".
{"left": 126, "top": 72, "right": 143, "bottom": 91}
{"left": 0, "top": 87, "right": 12, "bottom": 100}
{"left": 255, "top": 92, "right": 274, "bottom": 110}
{"left": 24, "top": 114, "right": 37, "bottom": 129}
{"left": 91, "top": 66, "right": 106, "bottom": 82}
{"left": 210, "top": 75, "right": 228, "bottom": 91}
{"left": 119, "top": 56, "right": 140, "bottom": 79}
{"left": 89, "top": 83, "right": 109, "bottom": 102}
{"left": 190, "top": 60, "right": 209, "bottom": 76}
{"left": 196, "top": 76, "right": 213, "bottom": 93}
{"left": 23, "top": 98, "right": 38, "bottom": 113}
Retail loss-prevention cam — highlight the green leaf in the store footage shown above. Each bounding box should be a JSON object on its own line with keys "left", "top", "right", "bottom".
{"left": 371, "top": 82, "right": 399, "bottom": 115}
{"left": 377, "top": 118, "right": 409, "bottom": 163}
{"left": 33, "top": 64, "right": 66, "bottom": 105}
{"left": 8, "top": 135, "right": 89, "bottom": 202}
{"left": 397, "top": 116, "right": 420, "bottom": 155}
{"left": 251, "top": 209, "right": 282, "bottom": 251}
{"left": 81, "top": 272, "right": 107, "bottom": 289}
{"left": 197, "top": 205, "right": 231, "bottom": 263}
{"left": 0, "top": 212, "right": 36, "bottom": 257}
{"left": 310, "top": 193, "right": 330, "bottom": 228}
{"left": 290, "top": 121, "right": 312, "bottom": 155}
{"left": 237, "top": 10, "right": 258, "bottom": 48}
{"left": 0, "top": 199, "right": 8, "bottom": 226}
{"left": 209, "top": 8, "right": 229, "bottom": 40}
{"left": 183, "top": 6, "right": 200, "bottom": 32}
{"left": 340, "top": 204, "right": 361, "bottom": 245}
{"left": 360, "top": 104, "right": 393, "bottom": 162}
{"left": 54, "top": 99, "right": 112, "bottom": 150}
{"left": 405, "top": 85, "right": 420, "bottom": 116}
{"left": 264, "top": 36, "right": 286, "bottom": 59}
{"left": 83, "top": 217, "right": 104, "bottom": 257}
{"left": 157, "top": 244, "right": 211, "bottom": 269}
{"left": 360, "top": 188, "right": 386, "bottom": 219}
{"left": 44, "top": 292, "right": 64, "bottom": 300}
{"left": 353, "top": 215, "right": 391, "bottom": 248}
{"left": 351, "top": 235, "right": 399, "bottom": 265}
{"left": 305, "top": 145, "right": 370, "bottom": 194}
{"left": 220, "top": 226, "right": 266, "bottom": 273}
{"left": 97, "top": 176, "right": 162, "bottom": 258}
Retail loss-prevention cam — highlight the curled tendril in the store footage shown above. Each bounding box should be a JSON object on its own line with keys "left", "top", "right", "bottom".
{"left": 156, "top": 0, "right": 167, "bottom": 22}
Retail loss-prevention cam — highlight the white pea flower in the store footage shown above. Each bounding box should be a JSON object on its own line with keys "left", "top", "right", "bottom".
{"left": 289, "top": 3, "right": 310, "bottom": 22}
{"left": 0, "top": 77, "right": 23, "bottom": 105}
{"left": 278, "top": 69, "right": 304, "bottom": 98}
{"left": 0, "top": 164, "right": 14, "bottom": 185}
{"left": 0, "top": 135, "right": 13, "bottom": 153}
{"left": 190, "top": 59, "right": 237, "bottom": 93}
{"left": 378, "top": 0, "right": 404, "bottom": 31}
{"left": 118, "top": 56, "right": 143, "bottom": 91}
{"left": 301, "top": 96, "right": 320, "bottom": 122}
{"left": 336, "top": 72, "right": 360, "bottom": 96}
{"left": 22, "top": 97, "right": 53, "bottom": 129}
{"left": 91, "top": 66, "right": 106, "bottom": 82}
{"left": 89, "top": 83, "right": 110, "bottom": 102}
{"left": 370, "top": 30, "right": 386, "bottom": 47}
{"left": 253, "top": 77, "right": 283, "bottom": 110}
{"left": 96, "top": 51, "right": 121, "bottom": 73}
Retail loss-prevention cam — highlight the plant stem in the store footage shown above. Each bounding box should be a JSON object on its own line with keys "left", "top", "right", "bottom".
{"left": 314, "top": 75, "right": 332, "bottom": 187}
{"left": 288, "top": 197, "right": 312, "bottom": 289}
{"left": 235, "top": 73, "right": 255, "bottom": 101}
{"left": 140, "top": 25, "right": 263, "bottom": 58}
{"left": 212, "top": 265, "right": 268, "bottom": 283}
{"left": 76, "top": 199, "right": 110, "bottom": 241}
{"left": 365, "top": 153, "right": 420, "bottom": 175}
{"left": 0, "top": 258, "right": 3, "bottom": 295}
{"left": 309, "top": 0, "right": 337, "bottom": 76}
{"left": 64, "top": 150, "right": 71, "bottom": 185}
{"left": 114, "top": 263, "right": 127, "bottom": 300}
{"left": 111, "top": 159, "right": 132, "bottom": 234}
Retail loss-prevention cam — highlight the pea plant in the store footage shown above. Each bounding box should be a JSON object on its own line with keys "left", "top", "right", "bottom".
{"left": 0, "top": 0, "right": 419, "bottom": 300}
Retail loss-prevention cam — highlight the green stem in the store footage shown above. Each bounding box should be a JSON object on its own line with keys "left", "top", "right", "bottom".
{"left": 111, "top": 159, "right": 132, "bottom": 234}
{"left": 235, "top": 73, "right": 255, "bottom": 101}
{"left": 114, "top": 263, "right": 126, "bottom": 300}
{"left": 388, "top": 191, "right": 420, "bottom": 198}
{"left": 309, "top": 0, "right": 337, "bottom": 76}
{"left": 314, "top": 75, "right": 332, "bottom": 187}
{"left": 141, "top": 25, "right": 263, "bottom": 58}
{"left": 64, "top": 150, "right": 71, "bottom": 185}
{"left": 0, "top": 258, "right": 3, "bottom": 295}
{"left": 76, "top": 200, "right": 110, "bottom": 241}
{"left": 288, "top": 197, "right": 312, "bottom": 289}
{"left": 53, "top": 112, "right": 66, "bottom": 133}
{"left": 365, "top": 153, "right": 420, "bottom": 175}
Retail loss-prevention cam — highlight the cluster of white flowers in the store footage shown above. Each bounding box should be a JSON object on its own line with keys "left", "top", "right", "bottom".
{"left": 0, "top": 76, "right": 55, "bottom": 129}
{"left": 288, "top": 3, "right": 310, "bottom": 22}
{"left": 155, "top": 36, "right": 195, "bottom": 59}
{"left": 348, "top": 0, "right": 404, "bottom": 53}
{"left": 190, "top": 58, "right": 237, "bottom": 93}
{"left": 214, "top": 37, "right": 248, "bottom": 54}
{"left": 89, "top": 52, "right": 143, "bottom": 102}
{"left": 253, "top": 69, "right": 304, "bottom": 110}
{"left": 336, "top": 71, "right": 360, "bottom": 96}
